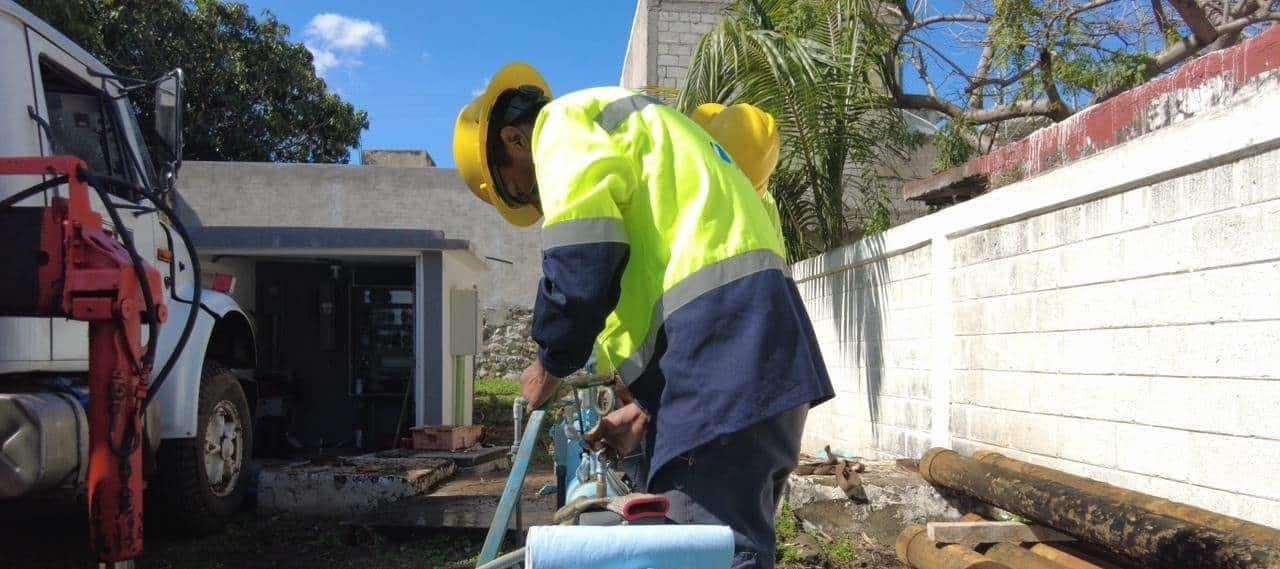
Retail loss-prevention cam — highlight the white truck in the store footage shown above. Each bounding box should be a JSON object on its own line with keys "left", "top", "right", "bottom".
{"left": 0, "top": 0, "right": 256, "bottom": 536}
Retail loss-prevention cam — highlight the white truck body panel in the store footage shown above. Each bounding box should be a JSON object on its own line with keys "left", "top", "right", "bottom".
{"left": 0, "top": 0, "right": 252, "bottom": 444}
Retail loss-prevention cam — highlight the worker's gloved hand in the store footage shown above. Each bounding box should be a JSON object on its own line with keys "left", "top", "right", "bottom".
{"left": 584, "top": 401, "right": 649, "bottom": 457}
{"left": 520, "top": 358, "right": 562, "bottom": 409}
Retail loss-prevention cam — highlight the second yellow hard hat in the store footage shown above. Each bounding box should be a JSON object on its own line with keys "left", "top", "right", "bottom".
{"left": 690, "top": 102, "right": 780, "bottom": 195}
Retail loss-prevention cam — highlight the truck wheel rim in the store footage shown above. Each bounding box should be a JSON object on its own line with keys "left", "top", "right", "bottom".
{"left": 204, "top": 400, "right": 243, "bottom": 497}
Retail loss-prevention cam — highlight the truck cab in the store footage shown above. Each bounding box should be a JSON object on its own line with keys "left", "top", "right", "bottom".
{"left": 0, "top": 0, "right": 256, "bottom": 532}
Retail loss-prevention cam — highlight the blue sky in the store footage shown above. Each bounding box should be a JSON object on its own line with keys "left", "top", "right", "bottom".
{"left": 241, "top": 1, "right": 639, "bottom": 166}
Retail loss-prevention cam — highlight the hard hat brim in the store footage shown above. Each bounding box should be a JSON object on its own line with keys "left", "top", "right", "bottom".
{"left": 453, "top": 62, "right": 550, "bottom": 227}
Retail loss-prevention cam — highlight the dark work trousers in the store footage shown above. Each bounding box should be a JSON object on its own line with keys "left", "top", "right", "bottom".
{"left": 647, "top": 404, "right": 809, "bottom": 569}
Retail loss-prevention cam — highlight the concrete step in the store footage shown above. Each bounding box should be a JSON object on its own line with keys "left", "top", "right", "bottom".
{"left": 256, "top": 455, "right": 455, "bottom": 518}
{"left": 347, "top": 467, "right": 558, "bottom": 530}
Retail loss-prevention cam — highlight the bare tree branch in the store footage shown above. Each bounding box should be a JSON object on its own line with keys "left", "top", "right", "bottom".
{"left": 1168, "top": 0, "right": 1222, "bottom": 43}
{"left": 1094, "top": 11, "right": 1280, "bottom": 101}
{"left": 1152, "top": 0, "right": 1172, "bottom": 34}
{"left": 895, "top": 90, "right": 1064, "bottom": 125}
{"left": 968, "top": 43, "right": 996, "bottom": 108}
{"left": 912, "top": 14, "right": 992, "bottom": 29}
{"left": 1037, "top": 48, "right": 1074, "bottom": 120}
{"left": 968, "top": 58, "right": 1042, "bottom": 92}
{"left": 905, "top": 34, "right": 974, "bottom": 79}
{"left": 1067, "top": 0, "right": 1126, "bottom": 19}
{"left": 909, "top": 47, "right": 942, "bottom": 98}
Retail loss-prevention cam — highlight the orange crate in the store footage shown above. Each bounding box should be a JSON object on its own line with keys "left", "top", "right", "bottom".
{"left": 411, "top": 425, "right": 483, "bottom": 451}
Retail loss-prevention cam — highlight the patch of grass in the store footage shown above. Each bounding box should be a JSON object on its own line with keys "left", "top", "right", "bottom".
{"left": 474, "top": 377, "right": 557, "bottom": 465}
{"left": 474, "top": 378, "right": 520, "bottom": 428}
{"left": 476, "top": 377, "right": 521, "bottom": 399}
{"left": 775, "top": 503, "right": 803, "bottom": 565}
{"left": 777, "top": 542, "right": 805, "bottom": 566}
{"left": 776, "top": 503, "right": 799, "bottom": 542}
{"left": 825, "top": 537, "right": 858, "bottom": 567}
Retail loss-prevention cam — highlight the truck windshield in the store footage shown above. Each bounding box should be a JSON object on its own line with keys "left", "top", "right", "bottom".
{"left": 40, "top": 62, "right": 127, "bottom": 177}
{"left": 38, "top": 59, "right": 153, "bottom": 197}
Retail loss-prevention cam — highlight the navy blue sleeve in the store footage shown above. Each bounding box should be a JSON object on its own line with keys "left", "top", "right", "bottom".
{"left": 532, "top": 242, "right": 630, "bottom": 378}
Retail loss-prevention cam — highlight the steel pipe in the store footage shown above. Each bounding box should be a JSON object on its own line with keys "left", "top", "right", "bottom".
{"left": 920, "top": 448, "right": 1280, "bottom": 569}
{"left": 957, "top": 513, "right": 1100, "bottom": 569}
{"left": 973, "top": 450, "right": 1280, "bottom": 548}
{"left": 1027, "top": 544, "right": 1110, "bottom": 569}
{"left": 896, "top": 526, "right": 1012, "bottom": 569}
{"left": 983, "top": 543, "right": 1073, "bottom": 569}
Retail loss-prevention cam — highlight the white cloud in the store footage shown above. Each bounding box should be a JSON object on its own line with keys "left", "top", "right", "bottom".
{"left": 471, "top": 77, "right": 489, "bottom": 97}
{"left": 307, "top": 46, "right": 339, "bottom": 77}
{"left": 303, "top": 13, "right": 387, "bottom": 77}
{"left": 305, "top": 13, "right": 387, "bottom": 50}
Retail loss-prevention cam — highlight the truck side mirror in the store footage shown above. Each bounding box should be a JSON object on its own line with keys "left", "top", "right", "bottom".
{"left": 154, "top": 68, "right": 184, "bottom": 176}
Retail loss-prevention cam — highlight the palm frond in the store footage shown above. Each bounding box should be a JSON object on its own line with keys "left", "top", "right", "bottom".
{"left": 682, "top": 0, "right": 918, "bottom": 259}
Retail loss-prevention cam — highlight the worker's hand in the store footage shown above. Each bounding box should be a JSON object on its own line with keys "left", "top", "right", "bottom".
{"left": 584, "top": 401, "right": 649, "bottom": 457}
{"left": 520, "top": 358, "right": 562, "bottom": 409}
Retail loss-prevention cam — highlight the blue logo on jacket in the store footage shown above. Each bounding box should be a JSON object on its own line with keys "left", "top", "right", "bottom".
{"left": 711, "top": 142, "right": 733, "bottom": 164}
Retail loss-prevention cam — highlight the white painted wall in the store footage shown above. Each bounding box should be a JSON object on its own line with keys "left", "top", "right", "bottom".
{"left": 441, "top": 249, "right": 484, "bottom": 426}
{"left": 177, "top": 162, "right": 541, "bottom": 310}
{"left": 794, "top": 81, "right": 1280, "bottom": 528}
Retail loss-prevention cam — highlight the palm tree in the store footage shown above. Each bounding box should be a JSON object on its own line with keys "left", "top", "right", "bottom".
{"left": 678, "top": 0, "right": 917, "bottom": 261}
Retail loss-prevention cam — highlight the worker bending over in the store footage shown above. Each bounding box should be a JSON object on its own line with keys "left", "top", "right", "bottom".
{"left": 453, "top": 63, "right": 834, "bottom": 569}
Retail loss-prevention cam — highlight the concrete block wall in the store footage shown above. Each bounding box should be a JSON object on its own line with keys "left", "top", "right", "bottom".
{"left": 792, "top": 54, "right": 1280, "bottom": 527}
{"left": 176, "top": 161, "right": 542, "bottom": 310}
{"left": 798, "top": 244, "right": 935, "bottom": 460}
{"left": 620, "top": 0, "right": 731, "bottom": 90}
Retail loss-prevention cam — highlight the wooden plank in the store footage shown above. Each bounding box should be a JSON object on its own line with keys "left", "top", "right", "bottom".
{"left": 927, "top": 520, "right": 1074, "bottom": 545}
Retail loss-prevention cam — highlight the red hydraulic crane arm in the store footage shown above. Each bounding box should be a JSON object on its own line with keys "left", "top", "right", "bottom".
{"left": 0, "top": 156, "right": 167, "bottom": 564}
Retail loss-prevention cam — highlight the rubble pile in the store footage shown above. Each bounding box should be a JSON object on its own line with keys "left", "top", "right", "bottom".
{"left": 476, "top": 307, "right": 538, "bottom": 379}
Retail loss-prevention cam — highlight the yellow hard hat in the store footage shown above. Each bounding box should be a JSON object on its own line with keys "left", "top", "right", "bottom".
{"left": 453, "top": 62, "right": 551, "bottom": 227}
{"left": 690, "top": 102, "right": 780, "bottom": 195}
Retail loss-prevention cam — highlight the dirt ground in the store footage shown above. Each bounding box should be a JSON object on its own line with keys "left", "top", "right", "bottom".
{"left": 1, "top": 502, "right": 902, "bottom": 569}
{"left": 0, "top": 499, "right": 486, "bottom": 569}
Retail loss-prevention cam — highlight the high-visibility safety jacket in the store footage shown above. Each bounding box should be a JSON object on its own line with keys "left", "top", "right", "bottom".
{"left": 529, "top": 87, "right": 834, "bottom": 482}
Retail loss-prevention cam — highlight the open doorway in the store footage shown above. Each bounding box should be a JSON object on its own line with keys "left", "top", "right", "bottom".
{"left": 254, "top": 261, "right": 417, "bottom": 454}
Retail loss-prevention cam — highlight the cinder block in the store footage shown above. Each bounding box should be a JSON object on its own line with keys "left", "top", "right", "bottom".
{"left": 1134, "top": 377, "right": 1247, "bottom": 436}
{"left": 1054, "top": 416, "right": 1116, "bottom": 468}
{"left": 1187, "top": 433, "right": 1280, "bottom": 500}
{"left": 1233, "top": 148, "right": 1280, "bottom": 206}
{"left": 1008, "top": 413, "right": 1060, "bottom": 457}
{"left": 1116, "top": 424, "right": 1192, "bottom": 482}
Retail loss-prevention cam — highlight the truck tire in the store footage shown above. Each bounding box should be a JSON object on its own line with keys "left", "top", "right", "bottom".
{"left": 150, "top": 361, "right": 252, "bottom": 535}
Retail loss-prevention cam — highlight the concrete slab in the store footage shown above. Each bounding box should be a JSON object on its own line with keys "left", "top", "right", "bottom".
{"left": 375, "top": 445, "right": 510, "bottom": 468}
{"left": 348, "top": 467, "right": 557, "bottom": 530}
{"left": 257, "top": 455, "right": 456, "bottom": 518}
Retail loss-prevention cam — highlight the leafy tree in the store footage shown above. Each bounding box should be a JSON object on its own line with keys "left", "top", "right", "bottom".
{"left": 887, "top": 0, "right": 1280, "bottom": 169}
{"left": 679, "top": 0, "right": 918, "bottom": 260}
{"left": 19, "top": 0, "right": 368, "bottom": 163}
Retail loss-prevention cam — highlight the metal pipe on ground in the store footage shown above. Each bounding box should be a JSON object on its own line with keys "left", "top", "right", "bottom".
{"left": 973, "top": 450, "right": 1280, "bottom": 548}
{"left": 1027, "top": 544, "right": 1108, "bottom": 569}
{"left": 983, "top": 543, "right": 1075, "bottom": 569}
{"left": 957, "top": 513, "right": 1104, "bottom": 569}
{"left": 920, "top": 448, "right": 1280, "bottom": 569}
{"left": 897, "top": 526, "right": 1012, "bottom": 569}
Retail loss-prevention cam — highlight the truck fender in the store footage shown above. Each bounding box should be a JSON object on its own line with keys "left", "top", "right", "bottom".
{"left": 151, "top": 287, "right": 256, "bottom": 440}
